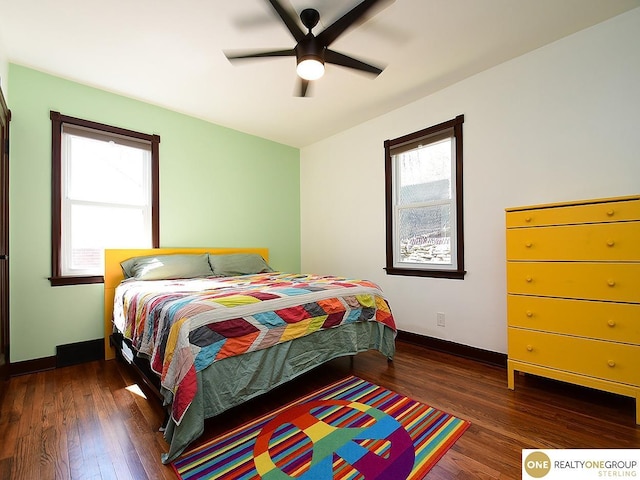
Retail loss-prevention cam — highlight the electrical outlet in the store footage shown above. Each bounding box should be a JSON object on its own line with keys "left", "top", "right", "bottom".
{"left": 436, "top": 312, "right": 445, "bottom": 327}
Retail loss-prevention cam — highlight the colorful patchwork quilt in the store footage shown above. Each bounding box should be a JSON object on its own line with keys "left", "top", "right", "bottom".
{"left": 112, "top": 273, "right": 396, "bottom": 424}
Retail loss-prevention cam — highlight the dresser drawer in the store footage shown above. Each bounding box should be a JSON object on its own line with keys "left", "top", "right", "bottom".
{"left": 507, "top": 262, "right": 640, "bottom": 302}
{"left": 507, "top": 295, "right": 640, "bottom": 344}
{"left": 508, "top": 328, "right": 640, "bottom": 386}
{"left": 506, "top": 222, "right": 640, "bottom": 261}
{"left": 506, "top": 198, "right": 640, "bottom": 228}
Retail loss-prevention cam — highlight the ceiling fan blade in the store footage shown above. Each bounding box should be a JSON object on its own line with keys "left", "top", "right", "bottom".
{"left": 325, "top": 49, "right": 383, "bottom": 76}
{"left": 297, "top": 78, "right": 311, "bottom": 97}
{"left": 266, "top": 0, "right": 306, "bottom": 42}
{"left": 316, "top": 0, "right": 395, "bottom": 47}
{"left": 225, "top": 48, "right": 296, "bottom": 61}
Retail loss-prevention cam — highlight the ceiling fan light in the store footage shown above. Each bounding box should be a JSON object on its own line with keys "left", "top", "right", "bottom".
{"left": 296, "top": 58, "right": 325, "bottom": 81}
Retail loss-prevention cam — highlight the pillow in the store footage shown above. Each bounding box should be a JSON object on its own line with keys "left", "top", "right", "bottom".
{"left": 208, "top": 253, "right": 274, "bottom": 276}
{"left": 121, "top": 253, "right": 213, "bottom": 280}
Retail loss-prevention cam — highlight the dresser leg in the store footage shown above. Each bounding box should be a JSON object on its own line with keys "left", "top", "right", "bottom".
{"left": 507, "top": 361, "right": 515, "bottom": 390}
{"left": 636, "top": 392, "right": 640, "bottom": 425}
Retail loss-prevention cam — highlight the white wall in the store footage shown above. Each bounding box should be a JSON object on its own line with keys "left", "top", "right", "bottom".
{"left": 300, "top": 8, "right": 640, "bottom": 354}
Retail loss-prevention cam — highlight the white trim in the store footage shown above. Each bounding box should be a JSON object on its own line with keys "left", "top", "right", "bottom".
{"left": 60, "top": 127, "right": 153, "bottom": 276}
{"left": 391, "top": 132, "right": 457, "bottom": 271}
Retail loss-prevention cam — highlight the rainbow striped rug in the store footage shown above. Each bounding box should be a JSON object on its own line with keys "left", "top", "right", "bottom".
{"left": 171, "top": 376, "right": 470, "bottom": 480}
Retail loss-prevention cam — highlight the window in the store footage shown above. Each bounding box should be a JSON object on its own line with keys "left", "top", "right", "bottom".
{"left": 384, "top": 114, "right": 465, "bottom": 279}
{"left": 50, "top": 112, "right": 160, "bottom": 286}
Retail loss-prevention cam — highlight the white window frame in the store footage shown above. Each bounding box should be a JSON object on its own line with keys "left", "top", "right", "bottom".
{"left": 60, "top": 124, "right": 153, "bottom": 277}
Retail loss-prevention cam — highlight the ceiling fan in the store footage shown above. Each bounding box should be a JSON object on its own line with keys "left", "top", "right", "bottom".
{"left": 225, "top": 0, "right": 394, "bottom": 97}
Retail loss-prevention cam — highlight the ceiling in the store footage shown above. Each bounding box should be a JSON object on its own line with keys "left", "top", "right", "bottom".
{"left": 1, "top": 0, "right": 639, "bottom": 148}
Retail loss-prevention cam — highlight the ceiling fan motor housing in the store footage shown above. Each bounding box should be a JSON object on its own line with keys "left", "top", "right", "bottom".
{"left": 295, "top": 36, "right": 326, "bottom": 65}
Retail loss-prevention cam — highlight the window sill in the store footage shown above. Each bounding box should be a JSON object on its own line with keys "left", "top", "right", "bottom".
{"left": 384, "top": 267, "right": 466, "bottom": 280}
{"left": 49, "top": 275, "right": 104, "bottom": 286}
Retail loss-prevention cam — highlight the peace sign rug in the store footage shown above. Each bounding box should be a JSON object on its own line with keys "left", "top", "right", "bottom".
{"left": 171, "top": 376, "right": 470, "bottom": 480}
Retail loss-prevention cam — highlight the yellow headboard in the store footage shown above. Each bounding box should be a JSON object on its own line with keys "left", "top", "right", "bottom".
{"left": 103, "top": 247, "right": 269, "bottom": 360}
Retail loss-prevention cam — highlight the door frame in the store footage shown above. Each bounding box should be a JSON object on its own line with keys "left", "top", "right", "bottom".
{"left": 0, "top": 84, "right": 11, "bottom": 399}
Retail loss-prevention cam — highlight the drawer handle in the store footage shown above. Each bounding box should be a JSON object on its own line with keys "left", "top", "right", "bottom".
{"left": 607, "top": 279, "right": 616, "bottom": 287}
{"left": 607, "top": 319, "right": 616, "bottom": 327}
{"left": 525, "top": 276, "right": 533, "bottom": 283}
{"left": 525, "top": 216, "right": 532, "bottom": 223}
{"left": 606, "top": 209, "right": 615, "bottom": 217}
{"left": 525, "top": 242, "right": 533, "bottom": 248}
{"left": 526, "top": 345, "right": 533, "bottom": 352}
{"left": 526, "top": 310, "right": 533, "bottom": 318}
{"left": 606, "top": 239, "right": 615, "bottom": 247}
{"left": 608, "top": 360, "right": 616, "bottom": 368}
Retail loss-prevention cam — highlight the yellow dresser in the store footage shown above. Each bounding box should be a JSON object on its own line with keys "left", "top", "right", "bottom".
{"left": 506, "top": 195, "right": 640, "bottom": 423}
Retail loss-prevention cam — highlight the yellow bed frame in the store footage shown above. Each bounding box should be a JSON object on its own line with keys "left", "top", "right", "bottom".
{"left": 103, "top": 247, "right": 269, "bottom": 360}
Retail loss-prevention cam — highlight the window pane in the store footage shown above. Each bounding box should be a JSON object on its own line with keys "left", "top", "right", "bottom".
{"left": 397, "top": 204, "right": 451, "bottom": 265}
{"left": 66, "top": 204, "right": 149, "bottom": 274}
{"left": 67, "top": 134, "right": 149, "bottom": 205}
{"left": 397, "top": 138, "right": 451, "bottom": 206}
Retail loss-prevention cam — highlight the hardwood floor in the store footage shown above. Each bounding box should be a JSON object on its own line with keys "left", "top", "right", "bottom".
{"left": 0, "top": 339, "right": 638, "bottom": 479}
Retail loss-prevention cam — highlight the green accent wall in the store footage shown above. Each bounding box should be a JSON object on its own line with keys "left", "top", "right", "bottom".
{"left": 8, "top": 64, "right": 300, "bottom": 363}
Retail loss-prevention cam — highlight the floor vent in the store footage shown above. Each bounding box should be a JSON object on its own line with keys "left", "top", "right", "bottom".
{"left": 56, "top": 338, "right": 104, "bottom": 368}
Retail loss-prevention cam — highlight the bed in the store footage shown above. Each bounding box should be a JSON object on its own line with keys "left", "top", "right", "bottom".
{"left": 103, "top": 247, "right": 397, "bottom": 463}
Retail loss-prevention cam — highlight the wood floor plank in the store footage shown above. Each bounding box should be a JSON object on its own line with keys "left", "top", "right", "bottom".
{"left": 11, "top": 432, "right": 40, "bottom": 480}
{"left": 0, "top": 419, "right": 18, "bottom": 461}
{"left": 89, "top": 376, "right": 136, "bottom": 480}
{"left": 8, "top": 375, "right": 28, "bottom": 423}
{"left": 0, "top": 367, "right": 19, "bottom": 423}
{"left": 430, "top": 447, "right": 502, "bottom": 479}
{"left": 104, "top": 404, "right": 149, "bottom": 480}
{"left": 0, "top": 457, "right": 12, "bottom": 480}
{"left": 16, "top": 376, "right": 35, "bottom": 439}
{"left": 51, "top": 370, "right": 72, "bottom": 480}
{"left": 70, "top": 377, "right": 101, "bottom": 478}
{"left": 39, "top": 425, "right": 60, "bottom": 480}
{"left": 1, "top": 339, "right": 639, "bottom": 479}
{"left": 66, "top": 418, "right": 91, "bottom": 480}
